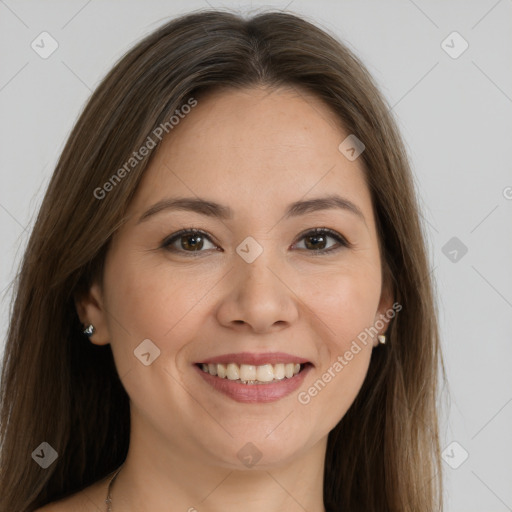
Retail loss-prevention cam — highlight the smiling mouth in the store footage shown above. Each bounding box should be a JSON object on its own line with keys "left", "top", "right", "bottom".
{"left": 195, "top": 362, "right": 311, "bottom": 384}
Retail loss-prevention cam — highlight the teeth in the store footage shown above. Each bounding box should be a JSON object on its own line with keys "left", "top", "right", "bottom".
{"left": 226, "top": 363, "right": 239, "bottom": 380}
{"left": 256, "top": 364, "right": 274, "bottom": 382}
{"left": 217, "top": 363, "right": 226, "bottom": 379}
{"left": 199, "top": 362, "right": 304, "bottom": 383}
{"left": 239, "top": 364, "right": 256, "bottom": 381}
{"left": 274, "top": 363, "right": 285, "bottom": 380}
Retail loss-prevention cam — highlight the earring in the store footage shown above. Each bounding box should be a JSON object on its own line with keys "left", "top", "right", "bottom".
{"left": 83, "top": 324, "right": 95, "bottom": 337}
{"left": 377, "top": 334, "right": 386, "bottom": 344}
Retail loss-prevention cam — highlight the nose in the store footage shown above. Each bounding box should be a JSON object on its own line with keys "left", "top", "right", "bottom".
{"left": 215, "top": 250, "right": 299, "bottom": 334}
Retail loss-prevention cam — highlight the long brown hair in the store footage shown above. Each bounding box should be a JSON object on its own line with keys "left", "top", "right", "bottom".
{"left": 0, "top": 9, "right": 444, "bottom": 511}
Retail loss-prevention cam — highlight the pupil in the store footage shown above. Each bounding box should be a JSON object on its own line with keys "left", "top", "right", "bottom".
{"left": 180, "top": 233, "right": 328, "bottom": 251}
{"left": 306, "top": 234, "right": 326, "bottom": 250}
{"left": 183, "top": 234, "right": 203, "bottom": 251}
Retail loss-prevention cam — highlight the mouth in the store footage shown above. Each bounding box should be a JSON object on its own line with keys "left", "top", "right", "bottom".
{"left": 193, "top": 355, "right": 313, "bottom": 403}
{"left": 195, "top": 361, "right": 312, "bottom": 384}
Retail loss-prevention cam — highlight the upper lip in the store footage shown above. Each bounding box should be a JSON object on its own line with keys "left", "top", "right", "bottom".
{"left": 196, "top": 352, "right": 311, "bottom": 366}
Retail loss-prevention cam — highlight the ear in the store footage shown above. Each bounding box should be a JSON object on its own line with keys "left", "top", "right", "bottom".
{"left": 372, "top": 266, "right": 395, "bottom": 347}
{"left": 74, "top": 281, "right": 110, "bottom": 346}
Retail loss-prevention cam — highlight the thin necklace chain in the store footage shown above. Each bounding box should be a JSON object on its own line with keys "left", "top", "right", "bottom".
{"left": 105, "top": 464, "right": 124, "bottom": 512}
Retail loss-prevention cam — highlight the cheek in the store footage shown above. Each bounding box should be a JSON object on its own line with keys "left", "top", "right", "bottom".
{"left": 296, "top": 265, "right": 379, "bottom": 418}
{"left": 101, "top": 254, "right": 185, "bottom": 371}
{"left": 301, "top": 283, "right": 375, "bottom": 427}
{"left": 102, "top": 255, "right": 205, "bottom": 422}
{"left": 103, "top": 251, "right": 221, "bottom": 366}
{"left": 308, "top": 345, "right": 372, "bottom": 429}
{"left": 301, "top": 263, "right": 381, "bottom": 345}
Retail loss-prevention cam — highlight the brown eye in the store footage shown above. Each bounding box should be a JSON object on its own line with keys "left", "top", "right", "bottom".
{"left": 293, "top": 228, "right": 349, "bottom": 254}
{"left": 180, "top": 232, "right": 204, "bottom": 251}
{"left": 304, "top": 232, "right": 328, "bottom": 250}
{"left": 162, "top": 229, "right": 217, "bottom": 254}
{"left": 161, "top": 227, "right": 349, "bottom": 257}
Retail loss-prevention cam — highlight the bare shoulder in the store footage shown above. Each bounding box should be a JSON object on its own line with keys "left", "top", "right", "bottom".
{"left": 34, "top": 475, "right": 110, "bottom": 512}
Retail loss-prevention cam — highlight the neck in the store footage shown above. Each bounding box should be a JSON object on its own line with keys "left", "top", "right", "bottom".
{"left": 109, "top": 423, "right": 328, "bottom": 512}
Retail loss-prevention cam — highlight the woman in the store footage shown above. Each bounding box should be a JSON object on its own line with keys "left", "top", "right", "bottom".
{"left": 0, "top": 9, "right": 444, "bottom": 512}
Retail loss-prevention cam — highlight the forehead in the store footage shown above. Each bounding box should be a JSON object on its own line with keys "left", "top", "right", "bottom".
{"left": 128, "top": 86, "right": 374, "bottom": 225}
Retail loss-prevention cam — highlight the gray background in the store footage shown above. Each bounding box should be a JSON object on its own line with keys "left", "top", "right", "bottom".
{"left": 1, "top": 1, "right": 511, "bottom": 510}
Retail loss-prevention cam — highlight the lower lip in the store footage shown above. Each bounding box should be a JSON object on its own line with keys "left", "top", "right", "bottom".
{"left": 194, "top": 363, "right": 313, "bottom": 403}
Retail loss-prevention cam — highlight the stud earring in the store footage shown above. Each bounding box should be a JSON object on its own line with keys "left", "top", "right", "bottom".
{"left": 377, "top": 334, "right": 386, "bottom": 344}
{"left": 83, "top": 324, "right": 95, "bottom": 337}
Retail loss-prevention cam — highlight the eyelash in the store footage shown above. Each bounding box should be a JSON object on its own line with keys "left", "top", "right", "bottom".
{"left": 160, "top": 227, "right": 351, "bottom": 257}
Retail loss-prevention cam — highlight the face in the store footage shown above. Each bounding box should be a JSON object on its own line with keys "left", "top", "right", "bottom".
{"left": 78, "top": 86, "right": 393, "bottom": 470}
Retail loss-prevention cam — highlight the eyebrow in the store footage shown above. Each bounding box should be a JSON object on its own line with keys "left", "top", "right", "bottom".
{"left": 137, "top": 194, "right": 366, "bottom": 225}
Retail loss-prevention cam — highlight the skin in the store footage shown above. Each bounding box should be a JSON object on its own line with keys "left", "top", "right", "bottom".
{"left": 63, "top": 85, "right": 393, "bottom": 512}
